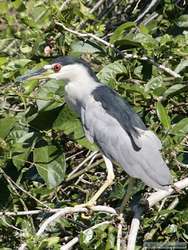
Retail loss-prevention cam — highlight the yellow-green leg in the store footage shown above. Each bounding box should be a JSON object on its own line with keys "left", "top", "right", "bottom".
{"left": 77, "top": 155, "right": 115, "bottom": 207}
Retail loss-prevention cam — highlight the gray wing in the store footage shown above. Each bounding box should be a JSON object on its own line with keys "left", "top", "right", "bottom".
{"left": 81, "top": 85, "right": 172, "bottom": 190}
{"left": 91, "top": 86, "right": 147, "bottom": 150}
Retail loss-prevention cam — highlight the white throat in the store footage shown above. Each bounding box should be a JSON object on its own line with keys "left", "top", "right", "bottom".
{"left": 64, "top": 76, "right": 100, "bottom": 115}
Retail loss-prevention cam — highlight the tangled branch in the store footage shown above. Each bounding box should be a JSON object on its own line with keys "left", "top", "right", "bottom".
{"left": 55, "top": 21, "right": 181, "bottom": 79}
{"left": 127, "top": 177, "right": 188, "bottom": 250}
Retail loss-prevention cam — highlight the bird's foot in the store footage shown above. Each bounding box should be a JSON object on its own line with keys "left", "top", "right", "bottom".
{"left": 75, "top": 200, "right": 97, "bottom": 209}
{"left": 74, "top": 200, "right": 97, "bottom": 219}
{"left": 172, "top": 184, "right": 184, "bottom": 194}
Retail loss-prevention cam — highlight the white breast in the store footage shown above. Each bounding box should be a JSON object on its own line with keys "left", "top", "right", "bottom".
{"left": 64, "top": 80, "right": 101, "bottom": 115}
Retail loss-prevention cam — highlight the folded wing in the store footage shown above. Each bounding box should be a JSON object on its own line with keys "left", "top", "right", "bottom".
{"left": 81, "top": 85, "right": 172, "bottom": 190}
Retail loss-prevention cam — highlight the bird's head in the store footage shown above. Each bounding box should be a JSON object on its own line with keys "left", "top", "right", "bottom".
{"left": 17, "top": 56, "right": 98, "bottom": 83}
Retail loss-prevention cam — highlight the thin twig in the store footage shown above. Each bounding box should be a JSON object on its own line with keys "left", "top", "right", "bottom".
{"left": 66, "top": 158, "right": 104, "bottom": 181}
{"left": 0, "top": 169, "right": 50, "bottom": 209}
{"left": 67, "top": 151, "right": 99, "bottom": 179}
{"left": 89, "top": 0, "right": 106, "bottom": 14}
{"left": 37, "top": 207, "right": 86, "bottom": 236}
{"left": 1, "top": 217, "right": 23, "bottom": 232}
{"left": 145, "top": 196, "right": 179, "bottom": 240}
{"left": 135, "top": 0, "right": 161, "bottom": 24}
{"left": 78, "top": 0, "right": 106, "bottom": 29}
{"left": 0, "top": 208, "right": 76, "bottom": 217}
{"left": 59, "top": 0, "right": 72, "bottom": 11}
{"left": 55, "top": 21, "right": 181, "bottom": 79}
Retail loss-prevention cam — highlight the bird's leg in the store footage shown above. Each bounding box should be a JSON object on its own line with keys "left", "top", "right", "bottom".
{"left": 120, "top": 177, "right": 135, "bottom": 212}
{"left": 82, "top": 155, "right": 115, "bottom": 207}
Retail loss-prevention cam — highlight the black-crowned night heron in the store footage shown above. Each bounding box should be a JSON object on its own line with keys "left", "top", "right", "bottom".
{"left": 17, "top": 56, "right": 172, "bottom": 207}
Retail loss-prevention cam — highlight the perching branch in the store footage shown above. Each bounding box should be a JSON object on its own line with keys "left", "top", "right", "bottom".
{"left": 127, "top": 177, "right": 188, "bottom": 250}
{"left": 0, "top": 207, "right": 87, "bottom": 217}
{"left": 9, "top": 178, "right": 188, "bottom": 250}
{"left": 36, "top": 205, "right": 116, "bottom": 236}
{"left": 60, "top": 221, "right": 112, "bottom": 250}
{"left": 55, "top": 21, "right": 181, "bottom": 79}
{"left": 18, "top": 205, "right": 117, "bottom": 250}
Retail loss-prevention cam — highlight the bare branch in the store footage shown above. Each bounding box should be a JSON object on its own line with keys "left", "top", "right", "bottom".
{"left": 36, "top": 205, "right": 116, "bottom": 236}
{"left": 66, "top": 159, "right": 104, "bottom": 181}
{"left": 67, "top": 151, "right": 99, "bottom": 179}
{"left": 89, "top": 0, "right": 106, "bottom": 14}
{"left": 61, "top": 221, "right": 112, "bottom": 250}
{"left": 127, "top": 206, "right": 142, "bottom": 250}
{"left": 148, "top": 177, "right": 188, "bottom": 207}
{"left": 55, "top": 22, "right": 181, "bottom": 79}
{"left": 127, "top": 178, "right": 188, "bottom": 250}
{"left": 61, "top": 238, "right": 78, "bottom": 250}
{"left": 0, "top": 207, "right": 84, "bottom": 217}
{"left": 37, "top": 207, "right": 87, "bottom": 236}
{"left": 117, "top": 214, "right": 124, "bottom": 250}
{"left": 78, "top": 0, "right": 106, "bottom": 29}
{"left": 59, "top": 0, "right": 72, "bottom": 12}
{"left": 18, "top": 205, "right": 116, "bottom": 250}
{"left": 135, "top": 0, "right": 161, "bottom": 24}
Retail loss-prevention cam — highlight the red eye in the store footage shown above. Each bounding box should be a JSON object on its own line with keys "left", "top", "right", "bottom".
{"left": 53, "top": 63, "right": 61, "bottom": 72}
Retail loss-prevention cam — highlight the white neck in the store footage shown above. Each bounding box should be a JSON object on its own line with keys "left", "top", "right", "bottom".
{"left": 64, "top": 77, "right": 101, "bottom": 115}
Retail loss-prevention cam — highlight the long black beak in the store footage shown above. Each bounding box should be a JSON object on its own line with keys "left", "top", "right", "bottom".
{"left": 16, "top": 68, "right": 52, "bottom": 82}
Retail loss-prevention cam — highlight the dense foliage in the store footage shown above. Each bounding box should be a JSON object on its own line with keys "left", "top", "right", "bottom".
{"left": 0, "top": 0, "right": 188, "bottom": 249}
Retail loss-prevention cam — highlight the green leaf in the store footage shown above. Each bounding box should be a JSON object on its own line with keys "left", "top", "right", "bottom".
{"left": 145, "top": 77, "right": 164, "bottom": 92}
{"left": 36, "top": 80, "right": 64, "bottom": 111}
{"left": 53, "top": 106, "right": 97, "bottom": 151}
{"left": 20, "top": 45, "right": 32, "bottom": 54}
{"left": 33, "top": 145, "right": 66, "bottom": 188}
{"left": 41, "top": 236, "right": 60, "bottom": 247}
{"left": 0, "top": 117, "right": 16, "bottom": 139}
{"left": 53, "top": 106, "right": 83, "bottom": 137}
{"left": 105, "top": 225, "right": 116, "bottom": 250}
{"left": 0, "top": 2, "right": 8, "bottom": 14}
{"left": 110, "top": 22, "right": 136, "bottom": 43}
{"left": 156, "top": 102, "right": 171, "bottom": 129}
{"left": 10, "top": 130, "right": 35, "bottom": 170}
{"left": 170, "top": 118, "right": 188, "bottom": 136}
{"left": 0, "top": 57, "right": 7, "bottom": 66}
{"left": 12, "top": 149, "right": 30, "bottom": 170}
{"left": 175, "top": 59, "right": 188, "bottom": 73}
{"left": 97, "top": 61, "right": 127, "bottom": 83}
{"left": 163, "top": 84, "right": 185, "bottom": 97}
{"left": 164, "top": 224, "right": 177, "bottom": 234}
{"left": 109, "top": 182, "right": 125, "bottom": 199}
{"left": 7, "top": 59, "right": 32, "bottom": 69}
{"left": 133, "top": 33, "right": 157, "bottom": 51}
{"left": 80, "top": 229, "right": 94, "bottom": 246}
{"left": 177, "top": 15, "right": 188, "bottom": 28}
{"left": 71, "top": 41, "right": 101, "bottom": 54}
